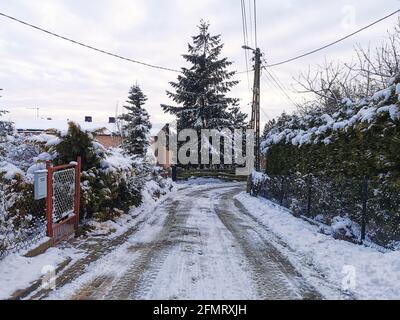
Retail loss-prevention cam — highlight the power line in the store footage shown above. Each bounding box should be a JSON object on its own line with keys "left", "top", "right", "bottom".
{"left": 237, "top": 68, "right": 254, "bottom": 74}
{"left": 260, "top": 107, "right": 270, "bottom": 121}
{"left": 262, "top": 69, "right": 299, "bottom": 108}
{"left": 262, "top": 56, "right": 293, "bottom": 97}
{"left": 0, "top": 11, "right": 181, "bottom": 73}
{"left": 240, "top": 0, "right": 252, "bottom": 94}
{"left": 247, "top": 0, "right": 254, "bottom": 48}
{"left": 265, "top": 8, "right": 400, "bottom": 68}
{"left": 253, "top": 0, "right": 258, "bottom": 48}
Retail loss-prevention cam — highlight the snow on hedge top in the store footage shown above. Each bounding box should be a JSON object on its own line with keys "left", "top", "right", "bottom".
{"left": 251, "top": 170, "right": 269, "bottom": 185}
{"left": 100, "top": 148, "right": 134, "bottom": 173}
{"left": 28, "top": 133, "right": 60, "bottom": 146}
{"left": 0, "top": 161, "right": 24, "bottom": 180}
{"left": 261, "top": 78, "right": 400, "bottom": 152}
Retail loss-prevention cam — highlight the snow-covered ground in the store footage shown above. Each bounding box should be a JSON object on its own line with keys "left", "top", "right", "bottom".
{"left": 2, "top": 179, "right": 399, "bottom": 300}
{"left": 0, "top": 179, "right": 178, "bottom": 299}
{"left": 235, "top": 192, "right": 400, "bottom": 300}
{"left": 43, "top": 181, "right": 321, "bottom": 300}
{"left": 45, "top": 182, "right": 261, "bottom": 300}
{"left": 0, "top": 245, "right": 84, "bottom": 299}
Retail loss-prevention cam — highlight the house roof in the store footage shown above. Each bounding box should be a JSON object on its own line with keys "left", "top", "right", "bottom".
{"left": 12, "top": 116, "right": 171, "bottom": 137}
{"left": 14, "top": 117, "right": 119, "bottom": 134}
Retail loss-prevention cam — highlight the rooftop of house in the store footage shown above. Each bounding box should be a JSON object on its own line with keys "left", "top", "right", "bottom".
{"left": 14, "top": 116, "right": 118, "bottom": 134}
{"left": 12, "top": 116, "right": 166, "bottom": 136}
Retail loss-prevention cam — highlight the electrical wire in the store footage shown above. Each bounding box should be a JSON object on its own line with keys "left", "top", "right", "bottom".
{"left": 253, "top": 0, "right": 258, "bottom": 48}
{"left": 262, "top": 70, "right": 299, "bottom": 108}
{"left": 247, "top": 0, "right": 254, "bottom": 48}
{"left": 240, "top": 0, "right": 252, "bottom": 94}
{"left": 262, "top": 56, "right": 293, "bottom": 97}
{"left": 0, "top": 11, "right": 181, "bottom": 73}
{"left": 265, "top": 8, "right": 400, "bottom": 68}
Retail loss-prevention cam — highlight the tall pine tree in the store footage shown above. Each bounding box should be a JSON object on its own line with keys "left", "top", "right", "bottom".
{"left": 119, "top": 84, "right": 152, "bottom": 157}
{"left": 161, "top": 20, "right": 246, "bottom": 131}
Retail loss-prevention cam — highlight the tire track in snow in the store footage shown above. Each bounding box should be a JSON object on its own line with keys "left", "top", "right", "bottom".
{"left": 67, "top": 182, "right": 326, "bottom": 300}
{"left": 213, "top": 187, "right": 323, "bottom": 299}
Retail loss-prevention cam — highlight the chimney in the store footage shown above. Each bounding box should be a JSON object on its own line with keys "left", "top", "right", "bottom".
{"left": 108, "top": 117, "right": 116, "bottom": 124}
{"left": 84, "top": 116, "right": 92, "bottom": 122}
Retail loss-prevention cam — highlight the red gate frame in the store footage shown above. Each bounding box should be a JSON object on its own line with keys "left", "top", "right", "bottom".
{"left": 46, "top": 157, "right": 81, "bottom": 244}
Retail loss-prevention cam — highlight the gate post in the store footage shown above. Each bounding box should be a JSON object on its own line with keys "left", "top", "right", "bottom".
{"left": 74, "top": 156, "right": 81, "bottom": 229}
{"left": 46, "top": 161, "right": 54, "bottom": 238}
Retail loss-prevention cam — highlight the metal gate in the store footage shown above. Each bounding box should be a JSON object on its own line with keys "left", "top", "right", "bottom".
{"left": 46, "top": 157, "right": 81, "bottom": 244}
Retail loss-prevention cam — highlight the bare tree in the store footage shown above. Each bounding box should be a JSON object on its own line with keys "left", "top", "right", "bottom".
{"left": 294, "top": 59, "right": 357, "bottom": 115}
{"left": 294, "top": 18, "right": 400, "bottom": 116}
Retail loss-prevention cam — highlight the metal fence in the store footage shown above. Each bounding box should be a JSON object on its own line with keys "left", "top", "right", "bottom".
{"left": 48, "top": 160, "right": 80, "bottom": 244}
{"left": 0, "top": 159, "right": 81, "bottom": 259}
{"left": 175, "top": 166, "right": 247, "bottom": 181}
{"left": 249, "top": 174, "right": 400, "bottom": 246}
{"left": 52, "top": 167, "right": 76, "bottom": 222}
{"left": 0, "top": 185, "right": 47, "bottom": 259}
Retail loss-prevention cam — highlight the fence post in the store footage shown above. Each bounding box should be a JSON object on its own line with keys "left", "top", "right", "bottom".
{"left": 171, "top": 165, "right": 177, "bottom": 182}
{"left": 46, "top": 161, "right": 53, "bottom": 238}
{"left": 280, "top": 176, "right": 285, "bottom": 205}
{"left": 74, "top": 156, "right": 81, "bottom": 230}
{"left": 360, "top": 176, "right": 368, "bottom": 243}
{"left": 307, "top": 176, "right": 312, "bottom": 216}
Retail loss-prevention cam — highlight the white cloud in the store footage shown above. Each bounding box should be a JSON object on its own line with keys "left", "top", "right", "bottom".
{"left": 0, "top": 0, "right": 399, "bottom": 126}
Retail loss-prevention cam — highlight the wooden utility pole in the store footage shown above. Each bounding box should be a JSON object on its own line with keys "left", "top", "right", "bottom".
{"left": 252, "top": 48, "right": 261, "bottom": 171}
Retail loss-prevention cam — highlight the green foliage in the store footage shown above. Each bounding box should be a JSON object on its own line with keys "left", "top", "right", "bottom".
{"left": 52, "top": 121, "right": 143, "bottom": 222}
{"left": 119, "top": 85, "right": 152, "bottom": 157}
{"left": 0, "top": 171, "right": 46, "bottom": 256}
{"left": 260, "top": 77, "right": 400, "bottom": 245}
{"left": 55, "top": 122, "right": 102, "bottom": 171}
{"left": 80, "top": 167, "right": 143, "bottom": 222}
{"left": 161, "top": 20, "right": 246, "bottom": 131}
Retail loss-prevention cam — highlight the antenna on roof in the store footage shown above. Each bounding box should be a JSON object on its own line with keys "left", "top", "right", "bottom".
{"left": 26, "top": 107, "right": 39, "bottom": 118}
{"left": 115, "top": 101, "right": 122, "bottom": 138}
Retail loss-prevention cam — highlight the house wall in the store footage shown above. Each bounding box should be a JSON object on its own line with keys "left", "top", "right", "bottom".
{"left": 94, "top": 135, "right": 122, "bottom": 149}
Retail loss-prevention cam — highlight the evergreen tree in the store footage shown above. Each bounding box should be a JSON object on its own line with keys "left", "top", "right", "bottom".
{"left": 161, "top": 20, "right": 245, "bottom": 130}
{"left": 228, "top": 104, "right": 247, "bottom": 129}
{"left": 55, "top": 122, "right": 101, "bottom": 171}
{"left": 119, "top": 84, "right": 152, "bottom": 157}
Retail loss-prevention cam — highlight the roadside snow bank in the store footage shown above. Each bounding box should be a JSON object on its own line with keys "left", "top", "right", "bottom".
{"left": 0, "top": 246, "right": 83, "bottom": 299}
{"left": 235, "top": 192, "right": 400, "bottom": 300}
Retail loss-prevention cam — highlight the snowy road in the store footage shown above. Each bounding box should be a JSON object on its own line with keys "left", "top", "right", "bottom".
{"left": 44, "top": 182, "right": 322, "bottom": 300}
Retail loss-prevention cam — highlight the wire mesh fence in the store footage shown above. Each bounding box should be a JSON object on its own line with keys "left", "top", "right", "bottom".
{"left": 52, "top": 168, "right": 75, "bottom": 222}
{"left": 249, "top": 174, "right": 400, "bottom": 246}
{"left": 0, "top": 159, "right": 81, "bottom": 260}
{"left": 0, "top": 184, "right": 47, "bottom": 259}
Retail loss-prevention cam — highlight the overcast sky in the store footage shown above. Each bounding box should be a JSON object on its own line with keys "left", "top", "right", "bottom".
{"left": 0, "top": 0, "right": 399, "bottom": 131}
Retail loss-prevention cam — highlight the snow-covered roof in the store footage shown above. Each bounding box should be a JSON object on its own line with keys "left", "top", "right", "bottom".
{"left": 12, "top": 116, "right": 173, "bottom": 137}
{"left": 14, "top": 117, "right": 118, "bottom": 134}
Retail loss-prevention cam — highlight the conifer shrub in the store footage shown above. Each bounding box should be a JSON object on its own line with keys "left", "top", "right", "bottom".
{"left": 53, "top": 122, "right": 143, "bottom": 222}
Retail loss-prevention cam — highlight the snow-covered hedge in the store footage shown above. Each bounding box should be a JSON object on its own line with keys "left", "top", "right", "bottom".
{"left": 261, "top": 75, "right": 400, "bottom": 152}
{"left": 259, "top": 75, "right": 400, "bottom": 246}
{"left": 0, "top": 122, "right": 173, "bottom": 256}
{"left": 50, "top": 122, "right": 172, "bottom": 222}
